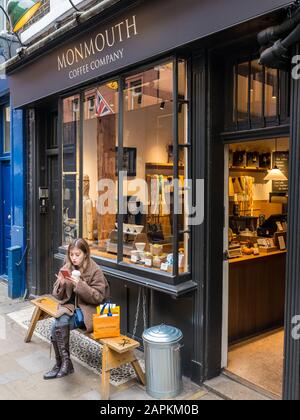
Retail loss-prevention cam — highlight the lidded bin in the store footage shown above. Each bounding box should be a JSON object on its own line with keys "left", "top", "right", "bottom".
{"left": 143, "top": 325, "right": 183, "bottom": 399}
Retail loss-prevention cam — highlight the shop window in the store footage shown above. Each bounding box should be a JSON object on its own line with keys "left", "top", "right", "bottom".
{"left": 82, "top": 83, "right": 119, "bottom": 260}
{"left": 250, "top": 59, "right": 263, "bottom": 120}
{"left": 62, "top": 59, "right": 191, "bottom": 279}
{"left": 3, "top": 105, "right": 10, "bottom": 154}
{"left": 62, "top": 95, "right": 80, "bottom": 245}
{"left": 231, "top": 57, "right": 289, "bottom": 130}
{"left": 265, "top": 68, "right": 279, "bottom": 118}
{"left": 236, "top": 62, "right": 249, "bottom": 123}
{"left": 121, "top": 60, "right": 189, "bottom": 275}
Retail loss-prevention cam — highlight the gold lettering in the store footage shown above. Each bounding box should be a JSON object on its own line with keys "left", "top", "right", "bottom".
{"left": 105, "top": 27, "right": 115, "bottom": 48}
{"left": 74, "top": 44, "right": 84, "bottom": 62}
{"left": 95, "top": 33, "right": 105, "bottom": 52}
{"left": 57, "top": 54, "right": 67, "bottom": 71}
{"left": 84, "top": 39, "right": 95, "bottom": 58}
{"left": 126, "top": 15, "right": 138, "bottom": 39}
{"left": 115, "top": 22, "right": 124, "bottom": 42}
{"left": 66, "top": 49, "right": 75, "bottom": 66}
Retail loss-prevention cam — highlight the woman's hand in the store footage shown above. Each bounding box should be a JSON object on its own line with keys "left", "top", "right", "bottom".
{"left": 68, "top": 276, "right": 80, "bottom": 288}
{"left": 56, "top": 272, "right": 66, "bottom": 286}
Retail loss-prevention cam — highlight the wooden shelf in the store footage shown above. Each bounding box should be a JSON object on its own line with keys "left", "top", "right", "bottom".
{"left": 229, "top": 167, "right": 268, "bottom": 173}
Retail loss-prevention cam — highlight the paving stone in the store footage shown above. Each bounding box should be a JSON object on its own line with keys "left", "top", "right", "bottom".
{"left": 16, "top": 351, "right": 51, "bottom": 374}
{"left": 0, "top": 370, "right": 29, "bottom": 385}
{"left": 0, "top": 384, "right": 19, "bottom": 400}
{"left": 110, "top": 384, "right": 156, "bottom": 400}
{"left": 79, "top": 390, "right": 102, "bottom": 400}
{"left": 205, "top": 375, "right": 270, "bottom": 401}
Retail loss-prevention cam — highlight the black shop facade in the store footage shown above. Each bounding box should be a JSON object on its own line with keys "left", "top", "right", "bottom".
{"left": 7, "top": 0, "right": 300, "bottom": 399}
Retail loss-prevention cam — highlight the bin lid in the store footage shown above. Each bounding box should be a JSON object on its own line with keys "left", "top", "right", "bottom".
{"left": 143, "top": 324, "right": 183, "bottom": 344}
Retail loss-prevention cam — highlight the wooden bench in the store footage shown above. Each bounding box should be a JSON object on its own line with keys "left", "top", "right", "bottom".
{"left": 25, "top": 296, "right": 146, "bottom": 400}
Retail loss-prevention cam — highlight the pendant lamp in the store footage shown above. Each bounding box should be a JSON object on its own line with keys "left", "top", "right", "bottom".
{"left": 264, "top": 139, "right": 288, "bottom": 181}
{"left": 7, "top": 0, "right": 42, "bottom": 33}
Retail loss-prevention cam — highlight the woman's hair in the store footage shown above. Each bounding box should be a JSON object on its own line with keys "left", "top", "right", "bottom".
{"left": 66, "top": 238, "right": 91, "bottom": 272}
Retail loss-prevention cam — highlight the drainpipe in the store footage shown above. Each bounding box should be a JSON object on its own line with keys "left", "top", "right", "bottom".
{"left": 258, "top": 3, "right": 300, "bottom": 69}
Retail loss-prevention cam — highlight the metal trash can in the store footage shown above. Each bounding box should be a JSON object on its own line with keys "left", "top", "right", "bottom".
{"left": 143, "top": 324, "right": 183, "bottom": 399}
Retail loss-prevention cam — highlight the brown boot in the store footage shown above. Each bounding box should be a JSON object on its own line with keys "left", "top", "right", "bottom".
{"left": 55, "top": 325, "right": 74, "bottom": 379}
{"left": 43, "top": 337, "right": 62, "bottom": 380}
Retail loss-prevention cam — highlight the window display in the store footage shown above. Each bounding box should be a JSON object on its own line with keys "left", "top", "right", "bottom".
{"left": 83, "top": 83, "right": 119, "bottom": 260}
{"left": 62, "top": 59, "right": 190, "bottom": 277}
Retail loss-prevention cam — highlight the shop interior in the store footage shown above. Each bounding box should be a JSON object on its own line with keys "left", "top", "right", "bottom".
{"left": 224, "top": 137, "right": 289, "bottom": 398}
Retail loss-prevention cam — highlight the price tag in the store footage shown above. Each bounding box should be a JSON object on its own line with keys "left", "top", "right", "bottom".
{"left": 160, "top": 263, "right": 169, "bottom": 271}
{"left": 131, "top": 255, "right": 139, "bottom": 263}
{"left": 145, "top": 259, "right": 152, "bottom": 267}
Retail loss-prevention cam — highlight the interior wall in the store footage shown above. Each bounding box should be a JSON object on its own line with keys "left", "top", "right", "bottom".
{"left": 229, "top": 137, "right": 289, "bottom": 218}
{"left": 83, "top": 103, "right": 173, "bottom": 206}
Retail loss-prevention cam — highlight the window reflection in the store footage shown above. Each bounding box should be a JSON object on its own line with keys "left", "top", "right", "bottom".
{"left": 3, "top": 106, "right": 10, "bottom": 154}
{"left": 265, "top": 68, "right": 278, "bottom": 117}
{"left": 82, "top": 83, "right": 119, "bottom": 259}
{"left": 233, "top": 59, "right": 280, "bottom": 125}
{"left": 237, "top": 62, "right": 249, "bottom": 122}
{"left": 62, "top": 95, "right": 80, "bottom": 245}
{"left": 250, "top": 59, "right": 263, "bottom": 119}
{"left": 63, "top": 60, "right": 190, "bottom": 276}
{"left": 123, "top": 63, "right": 174, "bottom": 273}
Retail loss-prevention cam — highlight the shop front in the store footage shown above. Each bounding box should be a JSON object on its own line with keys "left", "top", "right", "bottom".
{"left": 5, "top": 0, "right": 300, "bottom": 399}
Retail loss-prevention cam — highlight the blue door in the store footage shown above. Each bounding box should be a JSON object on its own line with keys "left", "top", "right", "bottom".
{"left": 0, "top": 162, "right": 11, "bottom": 277}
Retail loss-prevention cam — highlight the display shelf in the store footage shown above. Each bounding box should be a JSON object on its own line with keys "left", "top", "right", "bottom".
{"left": 229, "top": 166, "right": 268, "bottom": 173}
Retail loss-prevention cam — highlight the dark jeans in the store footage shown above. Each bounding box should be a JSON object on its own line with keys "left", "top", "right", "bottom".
{"left": 51, "top": 315, "right": 76, "bottom": 340}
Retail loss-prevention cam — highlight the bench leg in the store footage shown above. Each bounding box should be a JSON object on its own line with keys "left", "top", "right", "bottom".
{"left": 25, "top": 307, "right": 43, "bottom": 343}
{"left": 131, "top": 359, "right": 146, "bottom": 386}
{"left": 101, "top": 345, "right": 111, "bottom": 400}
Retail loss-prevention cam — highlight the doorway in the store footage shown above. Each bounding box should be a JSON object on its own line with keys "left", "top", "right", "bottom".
{"left": 222, "top": 137, "right": 289, "bottom": 398}
{"left": 0, "top": 161, "right": 12, "bottom": 277}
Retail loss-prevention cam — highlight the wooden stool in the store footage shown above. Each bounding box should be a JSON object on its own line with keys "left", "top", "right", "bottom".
{"left": 25, "top": 296, "right": 60, "bottom": 343}
{"left": 92, "top": 334, "right": 146, "bottom": 400}
{"left": 25, "top": 296, "right": 145, "bottom": 400}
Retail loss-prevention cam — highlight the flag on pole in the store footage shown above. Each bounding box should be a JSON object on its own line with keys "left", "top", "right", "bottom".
{"left": 95, "top": 90, "right": 114, "bottom": 117}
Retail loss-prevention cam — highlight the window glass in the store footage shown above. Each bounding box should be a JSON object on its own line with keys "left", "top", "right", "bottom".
{"left": 232, "top": 59, "right": 280, "bottom": 125}
{"left": 178, "top": 60, "right": 190, "bottom": 274}
{"left": 62, "top": 60, "right": 190, "bottom": 277}
{"left": 3, "top": 105, "right": 10, "bottom": 154}
{"left": 62, "top": 95, "right": 80, "bottom": 245}
{"left": 265, "top": 68, "right": 278, "bottom": 118}
{"left": 237, "top": 62, "right": 249, "bottom": 122}
{"left": 82, "top": 83, "right": 119, "bottom": 259}
{"left": 250, "top": 59, "right": 263, "bottom": 119}
{"left": 122, "top": 62, "right": 175, "bottom": 273}
{"left": 0, "top": 1, "right": 7, "bottom": 32}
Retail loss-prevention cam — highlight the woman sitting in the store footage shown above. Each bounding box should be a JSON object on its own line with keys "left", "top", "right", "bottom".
{"left": 44, "top": 238, "right": 110, "bottom": 380}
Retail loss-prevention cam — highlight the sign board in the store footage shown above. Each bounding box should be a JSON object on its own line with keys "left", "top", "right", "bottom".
{"left": 8, "top": 0, "right": 293, "bottom": 108}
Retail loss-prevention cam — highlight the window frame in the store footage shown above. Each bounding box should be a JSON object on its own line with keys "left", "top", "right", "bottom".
{"left": 0, "top": 103, "right": 11, "bottom": 157}
{"left": 225, "top": 54, "right": 290, "bottom": 133}
{"left": 59, "top": 55, "right": 192, "bottom": 285}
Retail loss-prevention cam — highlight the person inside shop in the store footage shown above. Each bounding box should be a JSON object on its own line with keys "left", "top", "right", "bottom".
{"left": 44, "top": 238, "right": 110, "bottom": 380}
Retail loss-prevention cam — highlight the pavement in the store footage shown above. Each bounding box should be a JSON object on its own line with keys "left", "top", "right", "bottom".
{"left": 0, "top": 281, "right": 274, "bottom": 401}
{"left": 0, "top": 281, "right": 223, "bottom": 401}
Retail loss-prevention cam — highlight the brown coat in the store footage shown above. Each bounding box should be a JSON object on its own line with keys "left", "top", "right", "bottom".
{"left": 52, "top": 259, "right": 110, "bottom": 333}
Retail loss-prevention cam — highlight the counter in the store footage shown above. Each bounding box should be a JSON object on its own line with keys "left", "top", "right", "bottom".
{"left": 228, "top": 250, "right": 286, "bottom": 344}
{"left": 229, "top": 250, "right": 287, "bottom": 264}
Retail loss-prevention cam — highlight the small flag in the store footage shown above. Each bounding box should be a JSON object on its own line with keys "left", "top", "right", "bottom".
{"left": 95, "top": 89, "right": 114, "bottom": 117}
